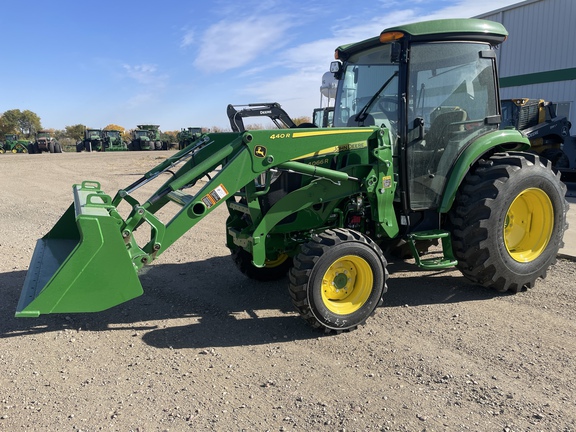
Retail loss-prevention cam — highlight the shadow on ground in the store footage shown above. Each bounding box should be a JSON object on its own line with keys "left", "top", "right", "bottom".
{"left": 0, "top": 255, "right": 500, "bottom": 348}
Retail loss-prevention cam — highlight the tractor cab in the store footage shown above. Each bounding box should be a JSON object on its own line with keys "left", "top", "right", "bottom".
{"left": 332, "top": 21, "right": 508, "bottom": 218}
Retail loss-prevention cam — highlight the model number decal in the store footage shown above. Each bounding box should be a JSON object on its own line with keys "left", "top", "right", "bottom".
{"left": 269, "top": 133, "right": 291, "bottom": 140}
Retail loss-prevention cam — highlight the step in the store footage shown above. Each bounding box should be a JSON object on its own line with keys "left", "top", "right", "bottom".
{"left": 406, "top": 229, "right": 458, "bottom": 270}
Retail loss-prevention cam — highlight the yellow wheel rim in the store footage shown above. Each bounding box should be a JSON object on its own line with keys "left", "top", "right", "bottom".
{"left": 504, "top": 188, "right": 553, "bottom": 262}
{"left": 321, "top": 255, "right": 373, "bottom": 315}
{"left": 265, "top": 253, "right": 289, "bottom": 268}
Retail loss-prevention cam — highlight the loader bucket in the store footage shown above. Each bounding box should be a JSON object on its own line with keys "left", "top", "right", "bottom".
{"left": 16, "top": 181, "right": 143, "bottom": 317}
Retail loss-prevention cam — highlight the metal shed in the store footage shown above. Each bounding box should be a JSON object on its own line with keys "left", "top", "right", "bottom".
{"left": 476, "top": 0, "right": 576, "bottom": 128}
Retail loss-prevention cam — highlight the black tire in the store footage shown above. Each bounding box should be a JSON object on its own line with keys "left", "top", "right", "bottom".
{"left": 86, "top": 142, "right": 92, "bottom": 152}
{"left": 55, "top": 142, "right": 62, "bottom": 153}
{"left": 449, "top": 152, "right": 568, "bottom": 293}
{"left": 540, "top": 148, "right": 569, "bottom": 170}
{"left": 232, "top": 248, "right": 292, "bottom": 281}
{"left": 48, "top": 141, "right": 55, "bottom": 153}
{"left": 76, "top": 142, "right": 84, "bottom": 152}
{"left": 289, "top": 228, "right": 387, "bottom": 333}
{"left": 27, "top": 143, "right": 36, "bottom": 154}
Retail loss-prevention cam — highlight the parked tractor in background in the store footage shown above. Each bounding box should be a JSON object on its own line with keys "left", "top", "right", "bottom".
{"left": 1, "top": 134, "right": 31, "bottom": 153}
{"left": 501, "top": 98, "right": 576, "bottom": 186}
{"left": 312, "top": 107, "right": 334, "bottom": 128}
{"left": 28, "top": 130, "right": 62, "bottom": 154}
{"left": 501, "top": 98, "right": 573, "bottom": 166}
{"left": 102, "top": 129, "right": 127, "bottom": 151}
{"left": 76, "top": 129, "right": 104, "bottom": 152}
{"left": 16, "top": 19, "right": 568, "bottom": 336}
{"left": 177, "top": 127, "right": 203, "bottom": 150}
{"left": 128, "top": 125, "right": 165, "bottom": 150}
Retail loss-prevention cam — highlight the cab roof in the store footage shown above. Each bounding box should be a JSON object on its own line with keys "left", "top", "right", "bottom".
{"left": 336, "top": 18, "right": 507, "bottom": 60}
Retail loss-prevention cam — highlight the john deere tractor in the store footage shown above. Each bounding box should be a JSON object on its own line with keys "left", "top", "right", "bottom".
{"left": 177, "top": 127, "right": 203, "bottom": 150}
{"left": 16, "top": 19, "right": 568, "bottom": 334}
{"left": 102, "top": 129, "right": 127, "bottom": 151}
{"left": 76, "top": 129, "right": 104, "bottom": 152}
{"left": 1, "top": 134, "right": 31, "bottom": 153}
{"left": 128, "top": 125, "right": 164, "bottom": 150}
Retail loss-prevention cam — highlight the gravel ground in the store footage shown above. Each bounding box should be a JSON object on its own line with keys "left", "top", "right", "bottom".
{"left": 1, "top": 151, "right": 575, "bottom": 432}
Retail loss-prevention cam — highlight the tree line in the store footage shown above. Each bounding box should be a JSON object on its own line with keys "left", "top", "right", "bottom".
{"left": 0, "top": 108, "right": 313, "bottom": 144}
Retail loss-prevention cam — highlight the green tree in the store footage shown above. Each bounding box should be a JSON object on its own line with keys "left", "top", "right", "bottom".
{"left": 64, "top": 124, "right": 87, "bottom": 141}
{"left": 0, "top": 109, "right": 42, "bottom": 138}
{"left": 161, "top": 130, "right": 178, "bottom": 143}
{"left": 292, "top": 116, "right": 312, "bottom": 126}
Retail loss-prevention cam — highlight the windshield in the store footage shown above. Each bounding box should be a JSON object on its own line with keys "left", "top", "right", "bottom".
{"left": 333, "top": 44, "right": 399, "bottom": 131}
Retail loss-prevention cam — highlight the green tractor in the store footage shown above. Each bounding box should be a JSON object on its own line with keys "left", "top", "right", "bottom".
{"left": 177, "top": 127, "right": 203, "bottom": 150}
{"left": 102, "top": 129, "right": 128, "bottom": 151}
{"left": 128, "top": 124, "right": 165, "bottom": 150}
{"left": 76, "top": 129, "right": 104, "bottom": 152}
{"left": 1, "top": 133, "right": 31, "bottom": 153}
{"left": 28, "top": 130, "right": 62, "bottom": 154}
{"left": 16, "top": 19, "right": 568, "bottom": 334}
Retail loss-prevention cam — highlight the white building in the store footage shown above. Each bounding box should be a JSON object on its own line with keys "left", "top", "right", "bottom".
{"left": 476, "top": 0, "right": 576, "bottom": 127}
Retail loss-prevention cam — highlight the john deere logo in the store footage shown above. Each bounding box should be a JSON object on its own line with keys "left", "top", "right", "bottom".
{"left": 254, "top": 145, "right": 267, "bottom": 158}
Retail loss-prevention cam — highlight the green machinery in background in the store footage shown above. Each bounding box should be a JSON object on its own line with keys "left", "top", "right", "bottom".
{"left": 177, "top": 127, "right": 203, "bottom": 150}
{"left": 0, "top": 134, "right": 31, "bottom": 153}
{"left": 16, "top": 18, "right": 568, "bottom": 334}
{"left": 76, "top": 129, "right": 104, "bottom": 152}
{"left": 128, "top": 124, "right": 166, "bottom": 151}
{"left": 103, "top": 129, "right": 128, "bottom": 151}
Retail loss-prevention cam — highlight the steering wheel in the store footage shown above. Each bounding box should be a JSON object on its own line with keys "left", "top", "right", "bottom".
{"left": 377, "top": 96, "right": 399, "bottom": 117}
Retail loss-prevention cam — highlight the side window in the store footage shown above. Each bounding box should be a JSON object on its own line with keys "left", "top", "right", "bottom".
{"left": 406, "top": 42, "right": 498, "bottom": 210}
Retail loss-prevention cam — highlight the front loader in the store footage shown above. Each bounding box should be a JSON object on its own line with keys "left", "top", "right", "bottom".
{"left": 16, "top": 18, "right": 568, "bottom": 333}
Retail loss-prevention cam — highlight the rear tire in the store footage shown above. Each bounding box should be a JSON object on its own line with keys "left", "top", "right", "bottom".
{"left": 231, "top": 248, "right": 292, "bottom": 281}
{"left": 289, "top": 228, "right": 387, "bottom": 333}
{"left": 449, "top": 152, "right": 568, "bottom": 293}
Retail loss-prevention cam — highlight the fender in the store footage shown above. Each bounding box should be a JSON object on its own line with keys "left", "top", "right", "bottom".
{"left": 439, "top": 129, "right": 530, "bottom": 213}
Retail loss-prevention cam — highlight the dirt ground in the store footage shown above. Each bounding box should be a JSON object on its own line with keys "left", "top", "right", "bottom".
{"left": 1, "top": 151, "right": 575, "bottom": 432}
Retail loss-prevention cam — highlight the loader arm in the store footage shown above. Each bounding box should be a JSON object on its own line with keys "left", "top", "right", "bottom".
{"left": 227, "top": 103, "right": 298, "bottom": 132}
{"left": 16, "top": 127, "right": 386, "bottom": 317}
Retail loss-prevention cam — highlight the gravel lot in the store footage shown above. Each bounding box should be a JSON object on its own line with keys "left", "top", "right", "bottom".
{"left": 1, "top": 151, "right": 575, "bottom": 431}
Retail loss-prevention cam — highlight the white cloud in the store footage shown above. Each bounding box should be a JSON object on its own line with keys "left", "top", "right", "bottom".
{"left": 180, "top": 29, "right": 195, "bottom": 48}
{"left": 193, "top": 14, "right": 294, "bottom": 73}
{"left": 235, "top": 0, "right": 526, "bottom": 120}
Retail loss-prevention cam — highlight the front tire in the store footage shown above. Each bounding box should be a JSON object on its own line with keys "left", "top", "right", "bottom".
{"left": 289, "top": 228, "right": 387, "bottom": 333}
{"left": 449, "top": 152, "right": 568, "bottom": 293}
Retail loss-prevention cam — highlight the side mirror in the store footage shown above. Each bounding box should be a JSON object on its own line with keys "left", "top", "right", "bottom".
{"left": 330, "top": 61, "right": 343, "bottom": 80}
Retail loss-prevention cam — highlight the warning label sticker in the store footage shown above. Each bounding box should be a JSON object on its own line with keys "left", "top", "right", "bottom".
{"left": 382, "top": 176, "right": 392, "bottom": 189}
{"left": 202, "top": 184, "right": 229, "bottom": 208}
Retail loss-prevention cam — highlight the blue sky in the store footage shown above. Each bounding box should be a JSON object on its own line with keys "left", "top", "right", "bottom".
{"left": 1, "top": 0, "right": 523, "bottom": 132}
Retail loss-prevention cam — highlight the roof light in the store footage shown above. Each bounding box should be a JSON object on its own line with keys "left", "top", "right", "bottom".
{"left": 380, "top": 31, "right": 404, "bottom": 43}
